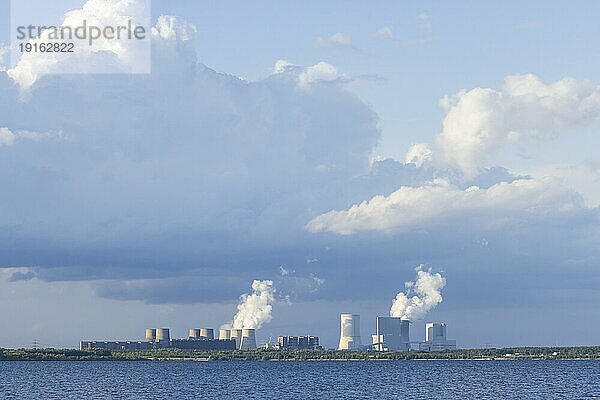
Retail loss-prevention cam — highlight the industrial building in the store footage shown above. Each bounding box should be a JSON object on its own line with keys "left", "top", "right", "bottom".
{"left": 80, "top": 327, "right": 238, "bottom": 351}
{"left": 369, "top": 318, "right": 457, "bottom": 352}
{"left": 371, "top": 316, "right": 410, "bottom": 351}
{"left": 170, "top": 339, "right": 236, "bottom": 350}
{"left": 338, "top": 314, "right": 362, "bottom": 350}
{"left": 419, "top": 322, "right": 457, "bottom": 351}
{"left": 80, "top": 341, "right": 153, "bottom": 351}
{"left": 276, "top": 336, "right": 321, "bottom": 350}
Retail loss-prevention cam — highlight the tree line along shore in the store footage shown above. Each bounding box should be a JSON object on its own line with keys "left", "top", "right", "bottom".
{"left": 2, "top": 347, "right": 600, "bottom": 361}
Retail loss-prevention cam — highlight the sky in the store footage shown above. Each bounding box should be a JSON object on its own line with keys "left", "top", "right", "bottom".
{"left": 0, "top": 0, "right": 599, "bottom": 349}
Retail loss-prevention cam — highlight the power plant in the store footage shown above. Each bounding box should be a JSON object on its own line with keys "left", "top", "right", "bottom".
{"left": 276, "top": 336, "right": 321, "bottom": 350}
{"left": 81, "top": 314, "right": 457, "bottom": 352}
{"left": 81, "top": 312, "right": 456, "bottom": 353}
{"left": 420, "top": 322, "right": 456, "bottom": 351}
{"left": 81, "top": 327, "right": 240, "bottom": 351}
{"left": 369, "top": 316, "right": 456, "bottom": 352}
{"left": 333, "top": 312, "right": 457, "bottom": 352}
{"left": 372, "top": 316, "right": 410, "bottom": 351}
{"left": 338, "top": 314, "right": 362, "bottom": 350}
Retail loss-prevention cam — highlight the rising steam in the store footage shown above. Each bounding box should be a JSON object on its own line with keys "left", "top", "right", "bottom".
{"left": 232, "top": 280, "right": 276, "bottom": 329}
{"left": 390, "top": 267, "right": 446, "bottom": 321}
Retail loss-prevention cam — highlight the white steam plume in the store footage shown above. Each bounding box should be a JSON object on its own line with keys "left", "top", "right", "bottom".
{"left": 232, "top": 280, "right": 275, "bottom": 329}
{"left": 390, "top": 267, "right": 446, "bottom": 321}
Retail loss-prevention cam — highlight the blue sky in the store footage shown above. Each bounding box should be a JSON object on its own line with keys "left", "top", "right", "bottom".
{"left": 0, "top": 0, "right": 599, "bottom": 349}
{"left": 149, "top": 1, "right": 600, "bottom": 161}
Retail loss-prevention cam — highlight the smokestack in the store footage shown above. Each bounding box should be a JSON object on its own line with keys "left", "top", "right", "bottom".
{"left": 239, "top": 329, "right": 257, "bottom": 349}
{"left": 338, "top": 314, "right": 361, "bottom": 350}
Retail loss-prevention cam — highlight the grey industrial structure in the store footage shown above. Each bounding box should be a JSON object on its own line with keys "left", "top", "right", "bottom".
{"left": 372, "top": 316, "right": 411, "bottom": 351}
{"left": 81, "top": 327, "right": 239, "bottom": 351}
{"left": 276, "top": 336, "right": 321, "bottom": 350}
{"left": 334, "top": 314, "right": 457, "bottom": 352}
{"left": 419, "top": 322, "right": 457, "bottom": 351}
{"left": 369, "top": 316, "right": 456, "bottom": 352}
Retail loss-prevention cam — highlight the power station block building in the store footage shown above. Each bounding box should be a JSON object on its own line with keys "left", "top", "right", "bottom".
{"left": 81, "top": 327, "right": 238, "bottom": 351}
{"left": 419, "top": 322, "right": 456, "bottom": 351}
{"left": 371, "top": 316, "right": 410, "bottom": 351}
{"left": 276, "top": 336, "right": 321, "bottom": 350}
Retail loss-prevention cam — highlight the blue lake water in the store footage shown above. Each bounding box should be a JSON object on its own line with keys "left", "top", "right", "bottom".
{"left": 1, "top": 360, "right": 599, "bottom": 399}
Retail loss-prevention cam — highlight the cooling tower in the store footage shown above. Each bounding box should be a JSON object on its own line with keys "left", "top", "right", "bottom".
{"left": 200, "top": 328, "right": 214, "bottom": 340}
{"left": 230, "top": 329, "right": 243, "bottom": 349}
{"left": 156, "top": 328, "right": 170, "bottom": 343}
{"left": 338, "top": 314, "right": 361, "bottom": 350}
{"left": 239, "top": 329, "right": 257, "bottom": 350}
{"left": 189, "top": 328, "right": 201, "bottom": 339}
{"left": 145, "top": 328, "right": 156, "bottom": 342}
{"left": 219, "top": 329, "right": 231, "bottom": 340}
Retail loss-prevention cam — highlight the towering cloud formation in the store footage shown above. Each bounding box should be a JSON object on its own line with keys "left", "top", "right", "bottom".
{"left": 390, "top": 268, "right": 446, "bottom": 321}
{"left": 8, "top": 0, "right": 153, "bottom": 87}
{"left": 437, "top": 74, "right": 600, "bottom": 176}
{"left": 232, "top": 280, "right": 275, "bottom": 329}
{"left": 0, "top": 0, "right": 382, "bottom": 299}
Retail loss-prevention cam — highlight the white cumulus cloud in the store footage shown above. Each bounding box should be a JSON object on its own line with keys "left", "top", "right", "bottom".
{"left": 404, "top": 143, "right": 432, "bottom": 167}
{"left": 297, "top": 61, "right": 342, "bottom": 88}
{"left": 152, "top": 15, "right": 197, "bottom": 41}
{"left": 437, "top": 74, "right": 600, "bottom": 176}
{"left": 8, "top": 0, "right": 154, "bottom": 87}
{"left": 273, "top": 59, "right": 293, "bottom": 74}
{"left": 306, "top": 176, "right": 586, "bottom": 235}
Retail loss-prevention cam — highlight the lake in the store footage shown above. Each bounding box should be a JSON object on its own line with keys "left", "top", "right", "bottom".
{"left": 1, "top": 360, "right": 599, "bottom": 399}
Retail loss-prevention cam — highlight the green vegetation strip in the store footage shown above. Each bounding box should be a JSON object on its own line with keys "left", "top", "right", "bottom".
{"left": 2, "top": 347, "right": 600, "bottom": 361}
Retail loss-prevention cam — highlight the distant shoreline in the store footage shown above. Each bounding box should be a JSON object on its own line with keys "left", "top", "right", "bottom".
{"left": 2, "top": 347, "right": 600, "bottom": 362}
